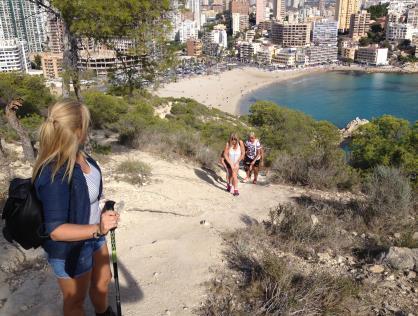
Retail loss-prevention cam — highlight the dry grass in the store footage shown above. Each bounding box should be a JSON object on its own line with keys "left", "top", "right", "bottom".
{"left": 116, "top": 159, "right": 152, "bottom": 185}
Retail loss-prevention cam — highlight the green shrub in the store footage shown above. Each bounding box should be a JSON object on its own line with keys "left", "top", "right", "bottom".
{"left": 116, "top": 159, "right": 152, "bottom": 185}
{"left": 83, "top": 90, "right": 129, "bottom": 129}
{"left": 91, "top": 142, "right": 112, "bottom": 155}
{"left": 350, "top": 116, "right": 417, "bottom": 176}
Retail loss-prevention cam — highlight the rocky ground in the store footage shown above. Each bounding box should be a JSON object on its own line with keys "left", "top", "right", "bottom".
{"left": 0, "top": 144, "right": 417, "bottom": 316}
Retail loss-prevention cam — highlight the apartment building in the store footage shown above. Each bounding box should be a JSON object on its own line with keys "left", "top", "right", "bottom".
{"left": 349, "top": 10, "right": 371, "bottom": 39}
{"left": 271, "top": 22, "right": 311, "bottom": 47}
{"left": 0, "top": 38, "right": 30, "bottom": 72}
{"left": 356, "top": 45, "right": 388, "bottom": 65}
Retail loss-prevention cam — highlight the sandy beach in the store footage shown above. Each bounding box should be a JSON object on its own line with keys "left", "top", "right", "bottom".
{"left": 156, "top": 67, "right": 327, "bottom": 115}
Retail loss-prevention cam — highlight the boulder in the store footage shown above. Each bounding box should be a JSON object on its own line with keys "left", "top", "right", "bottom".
{"left": 383, "top": 247, "right": 418, "bottom": 271}
{"left": 340, "top": 117, "right": 369, "bottom": 139}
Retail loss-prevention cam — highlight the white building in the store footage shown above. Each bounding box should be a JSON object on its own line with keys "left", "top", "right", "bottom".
{"left": 186, "top": 0, "right": 201, "bottom": 30}
{"left": 239, "top": 41, "right": 261, "bottom": 62}
{"left": 211, "top": 24, "right": 228, "bottom": 48}
{"left": 0, "top": 0, "right": 45, "bottom": 53}
{"left": 256, "top": 44, "right": 276, "bottom": 65}
{"left": 388, "top": 0, "right": 417, "bottom": 15}
{"left": 407, "top": 7, "right": 418, "bottom": 28}
{"left": 0, "top": 39, "right": 30, "bottom": 73}
{"left": 307, "top": 45, "right": 338, "bottom": 64}
{"left": 356, "top": 45, "right": 388, "bottom": 65}
{"left": 179, "top": 20, "right": 199, "bottom": 43}
{"left": 202, "top": 24, "right": 228, "bottom": 56}
{"left": 386, "top": 22, "right": 418, "bottom": 40}
{"left": 232, "top": 13, "right": 249, "bottom": 35}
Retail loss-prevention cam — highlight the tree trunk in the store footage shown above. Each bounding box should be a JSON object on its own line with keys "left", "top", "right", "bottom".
{"left": 5, "top": 100, "right": 35, "bottom": 161}
{"left": 62, "top": 20, "right": 82, "bottom": 101}
{"left": 0, "top": 138, "right": 5, "bottom": 159}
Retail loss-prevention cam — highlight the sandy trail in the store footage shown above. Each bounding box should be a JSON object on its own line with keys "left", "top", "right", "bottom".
{"left": 1, "top": 151, "right": 301, "bottom": 316}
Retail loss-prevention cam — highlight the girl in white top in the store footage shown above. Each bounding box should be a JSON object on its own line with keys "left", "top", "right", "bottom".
{"left": 223, "top": 133, "right": 245, "bottom": 196}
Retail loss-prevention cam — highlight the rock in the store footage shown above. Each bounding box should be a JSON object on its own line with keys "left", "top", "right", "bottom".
{"left": 405, "top": 270, "right": 416, "bottom": 279}
{"left": 383, "top": 247, "right": 418, "bottom": 271}
{"left": 310, "top": 214, "right": 319, "bottom": 227}
{"left": 386, "top": 274, "right": 395, "bottom": 281}
{"left": 317, "top": 252, "right": 332, "bottom": 262}
{"left": 369, "top": 264, "right": 385, "bottom": 274}
{"left": 340, "top": 117, "right": 369, "bottom": 139}
{"left": 413, "top": 232, "right": 418, "bottom": 240}
{"left": 352, "top": 231, "right": 358, "bottom": 237}
{"left": 394, "top": 233, "right": 401, "bottom": 239}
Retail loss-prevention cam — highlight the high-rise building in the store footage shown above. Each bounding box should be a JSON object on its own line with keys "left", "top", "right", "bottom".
{"left": 312, "top": 19, "right": 338, "bottom": 45}
{"left": 179, "top": 20, "right": 199, "bottom": 43}
{"left": 232, "top": 13, "right": 250, "bottom": 35}
{"left": 271, "top": 22, "right": 311, "bottom": 47}
{"left": 0, "top": 0, "right": 45, "bottom": 53}
{"left": 273, "top": 0, "right": 286, "bottom": 21}
{"left": 46, "top": 14, "right": 64, "bottom": 54}
{"left": 0, "top": 38, "right": 30, "bottom": 72}
{"left": 310, "top": 19, "right": 338, "bottom": 65}
{"left": 407, "top": 7, "right": 418, "bottom": 28}
{"left": 335, "top": 0, "right": 361, "bottom": 33}
{"left": 256, "top": 0, "right": 265, "bottom": 25}
{"left": 319, "top": 0, "right": 326, "bottom": 17}
{"left": 186, "top": 0, "right": 201, "bottom": 30}
{"left": 349, "top": 10, "right": 371, "bottom": 39}
{"left": 230, "top": 0, "right": 249, "bottom": 14}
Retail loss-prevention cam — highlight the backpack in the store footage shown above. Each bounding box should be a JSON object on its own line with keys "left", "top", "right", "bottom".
{"left": 1, "top": 177, "right": 48, "bottom": 250}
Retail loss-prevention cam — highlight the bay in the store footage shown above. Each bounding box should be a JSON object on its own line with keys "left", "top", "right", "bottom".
{"left": 240, "top": 71, "right": 418, "bottom": 128}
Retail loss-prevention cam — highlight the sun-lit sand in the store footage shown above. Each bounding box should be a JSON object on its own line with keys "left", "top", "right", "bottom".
{"left": 156, "top": 67, "right": 326, "bottom": 114}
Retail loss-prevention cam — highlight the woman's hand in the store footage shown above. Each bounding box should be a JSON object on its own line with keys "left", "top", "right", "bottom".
{"left": 100, "top": 211, "right": 120, "bottom": 235}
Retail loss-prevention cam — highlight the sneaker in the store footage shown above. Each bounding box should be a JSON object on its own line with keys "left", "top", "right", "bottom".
{"left": 253, "top": 179, "right": 257, "bottom": 185}
{"left": 226, "top": 184, "right": 231, "bottom": 192}
{"left": 233, "top": 190, "right": 239, "bottom": 196}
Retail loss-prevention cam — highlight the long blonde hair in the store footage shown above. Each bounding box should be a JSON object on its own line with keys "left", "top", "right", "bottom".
{"left": 228, "top": 133, "right": 239, "bottom": 147}
{"left": 32, "top": 100, "right": 91, "bottom": 182}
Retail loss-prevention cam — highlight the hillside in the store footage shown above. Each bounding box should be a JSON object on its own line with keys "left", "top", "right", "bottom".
{"left": 1, "top": 144, "right": 304, "bottom": 316}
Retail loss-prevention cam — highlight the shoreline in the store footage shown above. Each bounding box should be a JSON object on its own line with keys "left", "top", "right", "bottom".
{"left": 155, "top": 65, "right": 418, "bottom": 115}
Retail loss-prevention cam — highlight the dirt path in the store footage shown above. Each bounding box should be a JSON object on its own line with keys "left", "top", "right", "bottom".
{"left": 1, "top": 151, "right": 302, "bottom": 316}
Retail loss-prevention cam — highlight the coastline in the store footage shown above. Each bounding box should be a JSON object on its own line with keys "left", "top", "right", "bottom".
{"left": 155, "top": 64, "right": 418, "bottom": 115}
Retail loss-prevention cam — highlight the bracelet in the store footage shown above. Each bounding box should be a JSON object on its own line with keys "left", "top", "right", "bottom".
{"left": 92, "top": 225, "right": 104, "bottom": 239}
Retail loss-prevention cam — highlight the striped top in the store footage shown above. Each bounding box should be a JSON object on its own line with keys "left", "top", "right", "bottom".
{"left": 83, "top": 161, "right": 102, "bottom": 224}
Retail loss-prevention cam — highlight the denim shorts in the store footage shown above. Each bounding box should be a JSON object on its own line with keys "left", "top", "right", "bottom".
{"left": 48, "top": 236, "right": 106, "bottom": 279}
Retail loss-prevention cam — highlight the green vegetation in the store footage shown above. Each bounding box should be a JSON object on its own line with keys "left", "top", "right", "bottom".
{"left": 116, "top": 159, "right": 152, "bottom": 185}
{"left": 367, "top": 3, "right": 389, "bottom": 20}
{"left": 350, "top": 115, "right": 417, "bottom": 177}
{"left": 359, "top": 24, "right": 385, "bottom": 46}
{"left": 248, "top": 101, "right": 357, "bottom": 189}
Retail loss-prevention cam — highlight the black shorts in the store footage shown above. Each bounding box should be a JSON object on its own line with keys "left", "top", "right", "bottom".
{"left": 244, "top": 156, "right": 260, "bottom": 169}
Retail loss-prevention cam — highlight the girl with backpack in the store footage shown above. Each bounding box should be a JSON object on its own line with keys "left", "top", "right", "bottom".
{"left": 33, "top": 100, "right": 119, "bottom": 316}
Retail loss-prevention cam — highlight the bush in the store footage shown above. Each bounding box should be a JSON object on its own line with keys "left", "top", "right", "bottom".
{"left": 83, "top": 90, "right": 129, "bottom": 129}
{"left": 116, "top": 159, "right": 152, "bottom": 185}
{"left": 363, "top": 165, "right": 412, "bottom": 226}
{"left": 350, "top": 116, "right": 417, "bottom": 176}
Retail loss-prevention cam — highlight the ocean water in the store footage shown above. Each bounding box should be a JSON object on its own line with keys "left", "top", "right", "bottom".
{"left": 240, "top": 71, "right": 418, "bottom": 128}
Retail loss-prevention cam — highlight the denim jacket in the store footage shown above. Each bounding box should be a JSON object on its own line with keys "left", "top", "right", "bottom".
{"left": 34, "top": 156, "right": 102, "bottom": 276}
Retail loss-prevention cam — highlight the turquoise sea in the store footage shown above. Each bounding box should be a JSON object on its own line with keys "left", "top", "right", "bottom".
{"left": 240, "top": 71, "right": 418, "bottom": 128}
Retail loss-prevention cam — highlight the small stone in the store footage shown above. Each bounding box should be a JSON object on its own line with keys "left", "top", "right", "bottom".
{"left": 361, "top": 233, "right": 366, "bottom": 239}
{"left": 406, "top": 271, "right": 417, "bottom": 279}
{"left": 317, "top": 252, "right": 332, "bottom": 262}
{"left": 310, "top": 214, "right": 319, "bottom": 227}
{"left": 386, "top": 274, "right": 395, "bottom": 281}
{"left": 337, "top": 255, "right": 345, "bottom": 264}
{"left": 394, "top": 233, "right": 401, "bottom": 239}
{"left": 352, "top": 231, "right": 358, "bottom": 237}
{"left": 153, "top": 272, "right": 159, "bottom": 278}
{"left": 413, "top": 232, "right": 418, "bottom": 240}
{"left": 20, "top": 305, "right": 28, "bottom": 311}
{"left": 369, "top": 264, "right": 385, "bottom": 274}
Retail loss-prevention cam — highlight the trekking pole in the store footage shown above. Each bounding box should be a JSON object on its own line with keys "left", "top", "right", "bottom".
{"left": 103, "top": 200, "right": 122, "bottom": 316}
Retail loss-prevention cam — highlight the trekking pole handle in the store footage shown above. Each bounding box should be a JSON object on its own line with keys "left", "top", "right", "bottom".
{"left": 103, "top": 200, "right": 116, "bottom": 212}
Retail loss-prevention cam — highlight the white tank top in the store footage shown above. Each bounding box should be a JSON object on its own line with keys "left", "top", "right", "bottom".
{"left": 83, "top": 161, "right": 102, "bottom": 224}
{"left": 229, "top": 144, "right": 241, "bottom": 164}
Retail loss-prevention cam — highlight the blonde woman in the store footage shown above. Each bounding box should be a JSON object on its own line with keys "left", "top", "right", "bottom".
{"left": 33, "top": 100, "right": 119, "bottom": 316}
{"left": 223, "top": 133, "right": 245, "bottom": 196}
